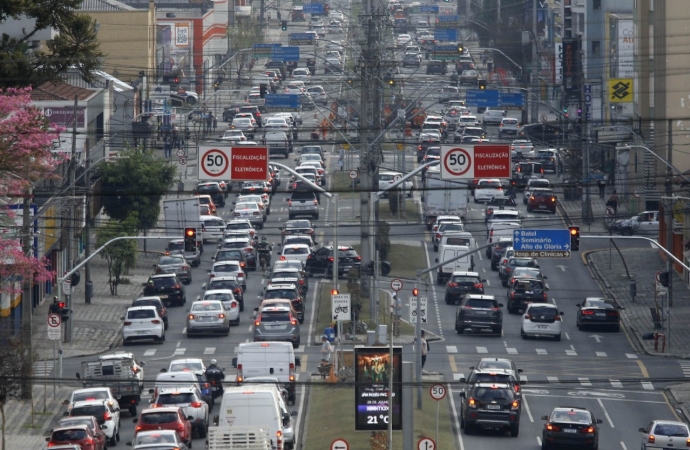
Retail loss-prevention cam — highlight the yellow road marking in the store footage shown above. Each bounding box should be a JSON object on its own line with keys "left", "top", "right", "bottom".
{"left": 300, "top": 355, "right": 308, "bottom": 373}
{"left": 449, "top": 355, "right": 457, "bottom": 373}
{"left": 637, "top": 360, "right": 649, "bottom": 378}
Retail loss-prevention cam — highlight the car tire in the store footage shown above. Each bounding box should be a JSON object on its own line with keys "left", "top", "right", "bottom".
{"left": 314, "top": 213, "right": 320, "bottom": 220}
{"left": 490, "top": 262, "right": 497, "bottom": 271}
{"left": 493, "top": 326, "right": 502, "bottom": 335}
{"left": 456, "top": 325, "right": 463, "bottom": 334}
{"left": 445, "top": 296, "right": 453, "bottom": 305}
{"left": 577, "top": 322, "right": 582, "bottom": 330}
{"left": 510, "top": 424, "right": 519, "bottom": 437}
{"left": 554, "top": 333, "right": 561, "bottom": 341}
{"left": 224, "top": 327, "right": 230, "bottom": 336}
{"left": 541, "top": 442, "right": 550, "bottom": 450}
{"left": 463, "top": 423, "right": 473, "bottom": 435}
{"left": 164, "top": 322, "right": 169, "bottom": 331}
{"left": 129, "top": 404, "right": 137, "bottom": 416}
{"left": 433, "top": 244, "right": 438, "bottom": 252}
{"left": 613, "top": 324, "right": 620, "bottom": 332}
{"left": 109, "top": 431, "right": 117, "bottom": 446}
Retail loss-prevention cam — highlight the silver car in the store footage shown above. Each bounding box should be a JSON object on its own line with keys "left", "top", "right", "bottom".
{"left": 253, "top": 300, "right": 301, "bottom": 348}
{"left": 186, "top": 300, "right": 230, "bottom": 336}
{"left": 201, "top": 289, "right": 240, "bottom": 325}
{"left": 233, "top": 202, "right": 264, "bottom": 228}
{"left": 209, "top": 261, "right": 247, "bottom": 291}
{"left": 154, "top": 254, "right": 192, "bottom": 284}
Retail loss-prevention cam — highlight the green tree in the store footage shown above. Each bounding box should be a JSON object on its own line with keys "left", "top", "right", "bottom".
{"left": 97, "top": 148, "right": 176, "bottom": 233}
{"left": 0, "top": 0, "right": 103, "bottom": 88}
{"left": 96, "top": 214, "right": 139, "bottom": 295}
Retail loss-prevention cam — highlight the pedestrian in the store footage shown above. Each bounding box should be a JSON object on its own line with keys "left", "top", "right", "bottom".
{"left": 206, "top": 113, "right": 213, "bottom": 133}
{"left": 277, "top": 10, "right": 282, "bottom": 21}
{"left": 420, "top": 330, "right": 429, "bottom": 370}
{"left": 164, "top": 136, "right": 172, "bottom": 158}
{"left": 607, "top": 189, "right": 620, "bottom": 215}
{"left": 212, "top": 116, "right": 218, "bottom": 133}
{"left": 598, "top": 179, "right": 606, "bottom": 198}
{"left": 172, "top": 126, "right": 179, "bottom": 149}
{"left": 320, "top": 335, "right": 332, "bottom": 363}
{"left": 320, "top": 119, "right": 328, "bottom": 140}
{"left": 606, "top": 158, "right": 616, "bottom": 185}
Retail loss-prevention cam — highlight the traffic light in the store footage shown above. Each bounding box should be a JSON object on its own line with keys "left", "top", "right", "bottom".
{"left": 347, "top": 79, "right": 353, "bottom": 86}
{"left": 281, "top": 20, "right": 288, "bottom": 31}
{"left": 184, "top": 228, "right": 197, "bottom": 252}
{"left": 259, "top": 84, "right": 267, "bottom": 98}
{"left": 213, "top": 81, "right": 219, "bottom": 91}
{"left": 412, "top": 287, "right": 419, "bottom": 296}
{"left": 478, "top": 80, "right": 487, "bottom": 90}
{"left": 173, "top": 77, "right": 179, "bottom": 84}
{"left": 457, "top": 43, "right": 464, "bottom": 53}
{"left": 58, "top": 301, "right": 70, "bottom": 322}
{"left": 388, "top": 78, "right": 396, "bottom": 88}
{"left": 569, "top": 226, "right": 580, "bottom": 252}
{"left": 331, "top": 289, "right": 339, "bottom": 295}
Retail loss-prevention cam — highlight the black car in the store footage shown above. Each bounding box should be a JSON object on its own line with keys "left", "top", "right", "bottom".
{"left": 455, "top": 294, "right": 503, "bottom": 335}
{"left": 213, "top": 247, "right": 249, "bottom": 269}
{"left": 490, "top": 239, "right": 513, "bottom": 269}
{"left": 222, "top": 104, "right": 246, "bottom": 122}
{"left": 402, "top": 54, "right": 421, "bottom": 67}
{"left": 416, "top": 138, "right": 441, "bottom": 162}
{"left": 506, "top": 278, "right": 548, "bottom": 314}
{"left": 280, "top": 220, "right": 315, "bottom": 243}
{"left": 195, "top": 181, "right": 225, "bottom": 207}
{"left": 576, "top": 297, "right": 621, "bottom": 331}
{"left": 460, "top": 383, "right": 521, "bottom": 436}
{"left": 205, "top": 275, "right": 244, "bottom": 311}
{"left": 460, "top": 369, "right": 523, "bottom": 398}
{"left": 485, "top": 196, "right": 517, "bottom": 223}
{"left": 516, "top": 123, "right": 566, "bottom": 144}
{"left": 142, "top": 274, "right": 186, "bottom": 307}
{"left": 444, "top": 272, "right": 485, "bottom": 305}
{"left": 132, "top": 297, "right": 168, "bottom": 330}
{"left": 499, "top": 257, "right": 540, "bottom": 285}
{"left": 426, "top": 60, "right": 447, "bottom": 75}
{"left": 306, "top": 245, "right": 361, "bottom": 277}
{"left": 541, "top": 407, "right": 602, "bottom": 450}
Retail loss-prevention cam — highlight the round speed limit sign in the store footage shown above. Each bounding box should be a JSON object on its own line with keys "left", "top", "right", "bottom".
{"left": 430, "top": 384, "right": 447, "bottom": 401}
{"left": 443, "top": 147, "right": 472, "bottom": 177}
{"left": 200, "top": 148, "right": 230, "bottom": 179}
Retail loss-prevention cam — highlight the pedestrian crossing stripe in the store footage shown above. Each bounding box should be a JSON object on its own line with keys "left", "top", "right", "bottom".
{"left": 444, "top": 346, "right": 632, "bottom": 358}
{"left": 144, "top": 349, "right": 157, "bottom": 356}
{"left": 142, "top": 344, "right": 307, "bottom": 357}
{"left": 204, "top": 347, "right": 215, "bottom": 354}
{"left": 446, "top": 345, "right": 458, "bottom": 354}
{"left": 33, "top": 361, "right": 55, "bottom": 377}
{"left": 450, "top": 373, "right": 657, "bottom": 390}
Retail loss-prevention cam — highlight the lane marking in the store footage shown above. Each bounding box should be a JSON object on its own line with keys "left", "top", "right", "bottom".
{"left": 299, "top": 355, "right": 308, "bottom": 373}
{"left": 536, "top": 349, "right": 547, "bottom": 355}
{"left": 174, "top": 348, "right": 186, "bottom": 355}
{"left": 143, "top": 349, "right": 157, "bottom": 356}
{"left": 637, "top": 360, "right": 649, "bottom": 378}
{"left": 641, "top": 381, "right": 654, "bottom": 390}
{"left": 626, "top": 353, "right": 638, "bottom": 359}
{"left": 610, "top": 380, "right": 623, "bottom": 388}
{"left": 306, "top": 280, "right": 320, "bottom": 345}
{"left": 204, "top": 347, "right": 215, "bottom": 354}
{"left": 547, "top": 376, "right": 559, "bottom": 384}
{"left": 597, "top": 398, "right": 615, "bottom": 428}
{"left": 621, "top": 442, "right": 628, "bottom": 450}
{"left": 520, "top": 375, "right": 528, "bottom": 384}
{"left": 506, "top": 348, "right": 518, "bottom": 354}
{"left": 476, "top": 346, "right": 488, "bottom": 353}
{"left": 446, "top": 345, "right": 458, "bottom": 354}
{"left": 522, "top": 393, "right": 534, "bottom": 422}
{"left": 579, "top": 377, "right": 592, "bottom": 387}
{"left": 449, "top": 355, "right": 458, "bottom": 373}
{"left": 449, "top": 383, "right": 465, "bottom": 450}
{"left": 596, "top": 351, "right": 607, "bottom": 357}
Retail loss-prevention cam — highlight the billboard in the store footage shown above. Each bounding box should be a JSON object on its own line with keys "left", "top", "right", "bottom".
{"left": 354, "top": 346, "right": 402, "bottom": 431}
{"left": 617, "top": 19, "right": 634, "bottom": 79}
{"left": 562, "top": 39, "right": 581, "bottom": 96}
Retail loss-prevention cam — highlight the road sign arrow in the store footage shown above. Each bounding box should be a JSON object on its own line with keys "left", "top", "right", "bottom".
{"left": 564, "top": 244, "right": 570, "bottom": 249}
{"left": 589, "top": 335, "right": 603, "bottom": 343}
{"left": 556, "top": 265, "right": 568, "bottom": 272}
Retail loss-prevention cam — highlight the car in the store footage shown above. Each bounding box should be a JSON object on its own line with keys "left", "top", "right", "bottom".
{"left": 264, "top": 69, "right": 281, "bottom": 83}
{"left": 459, "top": 69, "right": 479, "bottom": 85}
{"left": 246, "top": 92, "right": 265, "bottom": 105}
{"left": 296, "top": 152, "right": 325, "bottom": 168}
{"left": 237, "top": 105, "right": 265, "bottom": 125}
{"left": 510, "top": 139, "right": 535, "bottom": 159}
{"left": 444, "top": 272, "right": 485, "bottom": 305}
{"left": 639, "top": 420, "right": 690, "bottom": 450}
{"left": 165, "top": 238, "right": 201, "bottom": 268}
{"left": 186, "top": 299, "right": 231, "bottom": 336}
{"left": 616, "top": 210, "right": 660, "bottom": 235}
{"left": 517, "top": 122, "right": 567, "bottom": 144}
{"left": 474, "top": 178, "right": 504, "bottom": 204}
{"left": 218, "top": 237, "right": 255, "bottom": 269}
{"left": 281, "top": 219, "right": 315, "bottom": 242}
{"left": 196, "top": 194, "right": 217, "bottom": 216}
{"left": 486, "top": 209, "right": 521, "bottom": 228}
{"left": 203, "top": 275, "right": 244, "bottom": 309}
{"left": 535, "top": 148, "right": 561, "bottom": 172}
{"left": 262, "top": 282, "right": 305, "bottom": 322}
{"left": 232, "top": 201, "right": 264, "bottom": 228}
{"left": 509, "top": 266, "right": 547, "bottom": 285}
{"left": 396, "top": 33, "right": 412, "bottom": 47}
{"left": 199, "top": 215, "right": 225, "bottom": 244}
{"left": 498, "top": 117, "right": 520, "bottom": 138}
{"left": 486, "top": 224, "right": 518, "bottom": 257}
{"left": 423, "top": 146, "right": 441, "bottom": 163}
{"left": 64, "top": 398, "right": 121, "bottom": 446}
{"left": 199, "top": 289, "right": 240, "bottom": 324}
{"left": 513, "top": 163, "right": 545, "bottom": 190}
{"left": 142, "top": 273, "right": 186, "bottom": 307}
{"left": 208, "top": 261, "right": 246, "bottom": 291}
{"left": 55, "top": 416, "right": 107, "bottom": 450}
{"left": 150, "top": 388, "right": 209, "bottom": 438}
{"left": 224, "top": 219, "right": 256, "bottom": 240}
{"left": 46, "top": 425, "right": 104, "bottom": 450}
{"left": 426, "top": 60, "right": 447, "bottom": 75}
{"left": 269, "top": 259, "right": 307, "bottom": 279}
{"left": 122, "top": 305, "right": 165, "bottom": 344}
{"left": 454, "top": 126, "right": 485, "bottom": 143}
{"left": 230, "top": 117, "right": 256, "bottom": 138}
{"left": 291, "top": 67, "right": 312, "bottom": 83}
{"left": 283, "top": 83, "right": 305, "bottom": 95}
{"left": 298, "top": 162, "right": 326, "bottom": 185}
{"left": 500, "top": 257, "right": 540, "bottom": 286}
{"left": 527, "top": 188, "right": 557, "bottom": 214}
{"left": 212, "top": 247, "right": 248, "bottom": 271}
{"left": 459, "top": 369, "right": 522, "bottom": 397}
{"left": 291, "top": 173, "right": 318, "bottom": 192}
{"left": 471, "top": 357, "right": 522, "bottom": 377}
{"left": 279, "top": 243, "right": 312, "bottom": 266}
{"left": 455, "top": 294, "right": 503, "bottom": 335}
{"left": 153, "top": 254, "right": 192, "bottom": 285}
{"left": 485, "top": 196, "right": 517, "bottom": 223}
{"left": 305, "top": 245, "right": 362, "bottom": 277}
{"left": 195, "top": 181, "right": 227, "bottom": 206}
{"left": 132, "top": 297, "right": 168, "bottom": 330}
{"left": 306, "top": 86, "right": 328, "bottom": 104}
{"left": 433, "top": 222, "right": 466, "bottom": 251}
{"left": 64, "top": 387, "right": 118, "bottom": 411}
{"left": 133, "top": 407, "right": 193, "bottom": 447}
{"left": 239, "top": 180, "right": 271, "bottom": 196}
{"left": 522, "top": 179, "right": 551, "bottom": 203}
{"left": 416, "top": 137, "right": 442, "bottom": 162}
{"left": 253, "top": 300, "right": 301, "bottom": 348}
{"left": 378, "top": 171, "right": 413, "bottom": 198}
{"left": 576, "top": 297, "right": 621, "bottom": 331}
{"left": 402, "top": 54, "right": 421, "bottom": 67}
{"left": 506, "top": 278, "right": 549, "bottom": 314}
{"left": 268, "top": 264, "right": 309, "bottom": 293}
{"left": 238, "top": 193, "right": 270, "bottom": 216}
{"left": 460, "top": 382, "right": 521, "bottom": 436}
{"left": 521, "top": 303, "right": 563, "bottom": 340}
{"left": 128, "top": 428, "right": 190, "bottom": 449}
{"left": 541, "top": 407, "right": 601, "bottom": 450}
{"left": 288, "top": 191, "right": 319, "bottom": 220}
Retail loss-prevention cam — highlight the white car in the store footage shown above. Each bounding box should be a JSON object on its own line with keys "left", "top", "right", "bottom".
{"left": 221, "top": 129, "right": 247, "bottom": 142}
{"left": 168, "top": 358, "right": 206, "bottom": 373}
{"left": 520, "top": 303, "right": 563, "bottom": 340}
{"left": 232, "top": 202, "right": 264, "bottom": 228}
{"left": 64, "top": 387, "right": 118, "bottom": 412}
{"left": 523, "top": 179, "right": 551, "bottom": 204}
{"left": 297, "top": 153, "right": 325, "bottom": 168}
{"left": 297, "top": 162, "right": 325, "bottom": 184}
{"left": 130, "top": 429, "right": 188, "bottom": 449}
{"left": 224, "top": 219, "right": 256, "bottom": 239}
{"left": 378, "top": 171, "right": 413, "bottom": 198}
{"left": 68, "top": 399, "right": 121, "bottom": 446}
{"left": 263, "top": 117, "right": 291, "bottom": 131}
{"left": 284, "top": 84, "right": 305, "bottom": 95}
{"left": 121, "top": 306, "right": 165, "bottom": 344}
{"left": 510, "top": 139, "right": 535, "bottom": 158}
{"left": 639, "top": 420, "right": 690, "bottom": 450}
{"left": 200, "top": 215, "right": 226, "bottom": 243}
{"left": 291, "top": 68, "right": 312, "bottom": 83}
{"left": 201, "top": 289, "right": 241, "bottom": 325}
{"left": 280, "top": 243, "right": 312, "bottom": 265}
{"left": 209, "top": 261, "right": 246, "bottom": 291}
{"left": 238, "top": 194, "right": 270, "bottom": 216}
{"left": 486, "top": 209, "right": 521, "bottom": 227}
{"left": 396, "top": 34, "right": 412, "bottom": 47}
{"left": 306, "top": 85, "right": 328, "bottom": 104}
{"left": 474, "top": 178, "right": 504, "bottom": 203}
{"left": 151, "top": 387, "right": 209, "bottom": 437}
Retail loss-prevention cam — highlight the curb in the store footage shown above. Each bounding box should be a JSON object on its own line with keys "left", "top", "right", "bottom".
{"left": 666, "top": 385, "right": 690, "bottom": 423}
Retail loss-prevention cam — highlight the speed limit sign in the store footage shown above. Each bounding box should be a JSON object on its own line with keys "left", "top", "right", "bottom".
{"left": 199, "top": 147, "right": 230, "bottom": 179}
{"left": 429, "top": 384, "right": 447, "bottom": 401}
{"left": 442, "top": 147, "right": 472, "bottom": 178}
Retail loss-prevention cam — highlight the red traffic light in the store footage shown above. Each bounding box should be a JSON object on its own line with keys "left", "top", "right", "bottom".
{"left": 570, "top": 227, "right": 579, "bottom": 235}
{"left": 331, "top": 289, "right": 339, "bottom": 295}
{"left": 412, "top": 288, "right": 419, "bottom": 296}
{"left": 57, "top": 302, "right": 65, "bottom": 308}
{"left": 186, "top": 228, "right": 195, "bottom": 237}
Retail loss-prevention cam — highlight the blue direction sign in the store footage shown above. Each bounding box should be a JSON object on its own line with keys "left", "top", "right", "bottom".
{"left": 466, "top": 89, "right": 500, "bottom": 107}
{"left": 253, "top": 43, "right": 281, "bottom": 57}
{"left": 288, "top": 33, "right": 315, "bottom": 46}
{"left": 272, "top": 46, "right": 300, "bottom": 61}
{"left": 420, "top": 5, "right": 439, "bottom": 12}
{"left": 501, "top": 92, "right": 525, "bottom": 108}
{"left": 512, "top": 229, "right": 571, "bottom": 258}
{"left": 265, "top": 94, "right": 300, "bottom": 109}
{"left": 434, "top": 29, "right": 457, "bottom": 41}
{"left": 303, "top": 3, "right": 324, "bottom": 14}
{"left": 437, "top": 14, "right": 459, "bottom": 22}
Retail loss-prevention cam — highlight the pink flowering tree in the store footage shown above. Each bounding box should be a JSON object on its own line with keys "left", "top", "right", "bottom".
{"left": 0, "top": 88, "right": 66, "bottom": 294}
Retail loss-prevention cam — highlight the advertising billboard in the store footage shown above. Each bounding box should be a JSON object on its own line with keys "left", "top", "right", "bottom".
{"left": 354, "top": 346, "right": 402, "bottom": 431}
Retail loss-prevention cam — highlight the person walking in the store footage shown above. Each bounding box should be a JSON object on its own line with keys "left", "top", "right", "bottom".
{"left": 320, "top": 335, "right": 332, "bottom": 364}
{"left": 206, "top": 113, "right": 213, "bottom": 134}
{"left": 598, "top": 179, "right": 606, "bottom": 199}
{"left": 607, "top": 189, "right": 620, "bottom": 215}
{"left": 212, "top": 115, "right": 218, "bottom": 134}
{"left": 420, "top": 330, "right": 429, "bottom": 370}
{"left": 163, "top": 136, "right": 172, "bottom": 158}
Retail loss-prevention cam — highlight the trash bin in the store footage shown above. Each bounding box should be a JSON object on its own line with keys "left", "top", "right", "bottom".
{"left": 86, "top": 280, "right": 93, "bottom": 303}
{"left": 324, "top": 326, "right": 335, "bottom": 343}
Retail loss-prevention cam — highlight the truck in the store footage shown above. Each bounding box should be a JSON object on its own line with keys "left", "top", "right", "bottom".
{"left": 207, "top": 427, "right": 272, "bottom": 450}
{"left": 162, "top": 197, "right": 203, "bottom": 250}
{"left": 76, "top": 358, "right": 142, "bottom": 416}
{"left": 422, "top": 165, "right": 469, "bottom": 230}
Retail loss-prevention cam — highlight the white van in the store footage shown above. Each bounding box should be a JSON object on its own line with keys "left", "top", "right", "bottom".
{"left": 486, "top": 222, "right": 521, "bottom": 257}
{"left": 200, "top": 215, "right": 225, "bottom": 243}
{"left": 438, "top": 231, "right": 475, "bottom": 250}
{"left": 217, "top": 385, "right": 289, "bottom": 450}
{"left": 435, "top": 245, "right": 474, "bottom": 285}
{"left": 233, "top": 342, "right": 299, "bottom": 405}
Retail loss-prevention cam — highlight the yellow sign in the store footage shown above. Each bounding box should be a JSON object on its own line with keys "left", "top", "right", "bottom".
{"left": 396, "top": 142, "right": 404, "bottom": 151}
{"left": 608, "top": 78, "right": 633, "bottom": 103}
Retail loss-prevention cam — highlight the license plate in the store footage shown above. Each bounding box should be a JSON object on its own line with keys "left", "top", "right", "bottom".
{"left": 563, "top": 428, "right": 577, "bottom": 433}
{"left": 486, "top": 405, "right": 501, "bottom": 410}
{"left": 136, "top": 331, "right": 148, "bottom": 335}
{"left": 596, "top": 313, "right": 606, "bottom": 317}
{"left": 538, "top": 205, "right": 546, "bottom": 209}
{"left": 537, "top": 325, "right": 548, "bottom": 329}
{"left": 474, "top": 311, "right": 487, "bottom": 315}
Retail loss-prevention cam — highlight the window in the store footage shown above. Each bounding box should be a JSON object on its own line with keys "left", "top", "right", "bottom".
{"left": 593, "top": 0, "right": 601, "bottom": 9}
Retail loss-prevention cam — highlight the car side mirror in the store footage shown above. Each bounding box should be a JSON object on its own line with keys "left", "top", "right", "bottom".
{"left": 459, "top": 377, "right": 466, "bottom": 383}
{"left": 120, "top": 316, "right": 125, "bottom": 321}
{"left": 517, "top": 368, "right": 523, "bottom": 373}
{"left": 481, "top": 279, "right": 487, "bottom": 282}
{"left": 541, "top": 415, "right": 549, "bottom": 421}
{"left": 596, "top": 419, "right": 603, "bottom": 424}
{"left": 543, "top": 275, "right": 547, "bottom": 279}
{"left": 232, "top": 357, "right": 238, "bottom": 368}
{"left": 469, "top": 366, "right": 475, "bottom": 370}
{"left": 291, "top": 410, "right": 298, "bottom": 416}
{"left": 201, "top": 283, "right": 207, "bottom": 290}
{"left": 152, "top": 264, "right": 156, "bottom": 268}
{"left": 295, "top": 357, "right": 301, "bottom": 367}
{"left": 63, "top": 411, "right": 69, "bottom": 416}
{"left": 160, "top": 368, "right": 167, "bottom": 373}
{"left": 638, "top": 427, "right": 646, "bottom": 433}
{"left": 46, "top": 437, "right": 50, "bottom": 442}
{"left": 576, "top": 304, "right": 581, "bottom": 307}
{"left": 188, "top": 416, "right": 195, "bottom": 421}
{"left": 126, "top": 443, "right": 132, "bottom": 447}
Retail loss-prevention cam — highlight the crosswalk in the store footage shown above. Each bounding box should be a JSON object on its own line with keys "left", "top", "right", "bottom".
{"left": 679, "top": 361, "right": 690, "bottom": 377}
{"left": 451, "top": 372, "right": 658, "bottom": 390}
{"left": 33, "top": 361, "right": 55, "bottom": 378}
{"left": 444, "top": 345, "right": 639, "bottom": 359}
{"left": 143, "top": 345, "right": 306, "bottom": 357}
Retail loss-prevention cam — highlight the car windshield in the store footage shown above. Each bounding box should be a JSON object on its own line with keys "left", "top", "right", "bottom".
{"left": 128, "top": 309, "right": 156, "bottom": 319}
{"left": 465, "top": 298, "right": 495, "bottom": 308}
{"left": 531, "top": 190, "right": 554, "bottom": 198}
{"left": 586, "top": 299, "right": 612, "bottom": 308}
{"left": 513, "top": 268, "right": 541, "bottom": 278}
{"left": 551, "top": 410, "right": 592, "bottom": 424}
{"left": 71, "top": 405, "right": 106, "bottom": 417}
{"left": 204, "top": 293, "right": 233, "bottom": 302}
{"left": 261, "top": 310, "right": 291, "bottom": 321}
{"left": 208, "top": 280, "right": 239, "bottom": 290}
{"left": 471, "top": 373, "right": 514, "bottom": 384}
{"left": 473, "top": 387, "right": 512, "bottom": 400}
{"left": 158, "top": 393, "right": 195, "bottom": 405}
{"left": 215, "top": 264, "right": 240, "bottom": 273}
{"left": 513, "top": 280, "right": 544, "bottom": 291}
{"left": 479, "top": 181, "right": 501, "bottom": 188}
{"left": 266, "top": 289, "right": 297, "bottom": 299}
{"left": 141, "top": 412, "right": 178, "bottom": 424}
{"left": 221, "top": 241, "right": 246, "bottom": 249}
{"left": 510, "top": 258, "right": 537, "bottom": 267}
{"left": 226, "top": 222, "right": 250, "bottom": 230}
{"left": 445, "top": 237, "right": 471, "bottom": 246}
{"left": 191, "top": 302, "right": 222, "bottom": 312}
{"left": 491, "top": 198, "right": 516, "bottom": 206}
{"left": 451, "top": 276, "right": 478, "bottom": 284}
{"left": 216, "top": 250, "right": 242, "bottom": 259}
{"left": 284, "top": 247, "right": 309, "bottom": 255}
{"left": 53, "top": 429, "right": 88, "bottom": 441}
{"left": 204, "top": 219, "right": 225, "bottom": 227}
{"left": 168, "top": 242, "right": 184, "bottom": 251}
{"left": 478, "top": 360, "right": 512, "bottom": 371}
{"left": 73, "top": 391, "right": 108, "bottom": 402}
{"left": 528, "top": 306, "right": 557, "bottom": 318}
{"left": 285, "top": 238, "right": 311, "bottom": 246}
{"left": 654, "top": 423, "right": 689, "bottom": 437}
{"left": 133, "top": 299, "right": 160, "bottom": 309}
{"left": 159, "top": 256, "right": 184, "bottom": 265}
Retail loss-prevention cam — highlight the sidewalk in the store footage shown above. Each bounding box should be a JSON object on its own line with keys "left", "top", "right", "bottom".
{"left": 556, "top": 181, "right": 628, "bottom": 232}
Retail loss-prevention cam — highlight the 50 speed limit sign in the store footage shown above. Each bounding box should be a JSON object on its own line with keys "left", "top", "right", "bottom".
{"left": 442, "top": 147, "right": 472, "bottom": 178}
{"left": 440, "top": 144, "right": 512, "bottom": 180}
{"left": 200, "top": 148, "right": 230, "bottom": 179}
{"left": 429, "top": 384, "right": 447, "bottom": 401}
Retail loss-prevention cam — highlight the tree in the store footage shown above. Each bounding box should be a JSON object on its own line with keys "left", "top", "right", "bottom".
{"left": 0, "top": 1, "right": 103, "bottom": 88}
{"left": 96, "top": 214, "right": 138, "bottom": 295}
{"left": 0, "top": 329, "right": 35, "bottom": 450}
{"left": 97, "top": 148, "right": 176, "bottom": 233}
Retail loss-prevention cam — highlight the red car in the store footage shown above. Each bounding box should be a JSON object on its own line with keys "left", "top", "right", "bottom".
{"left": 526, "top": 188, "right": 557, "bottom": 214}
{"left": 134, "top": 407, "right": 193, "bottom": 446}
{"left": 56, "top": 416, "right": 107, "bottom": 450}
{"left": 46, "top": 425, "right": 104, "bottom": 450}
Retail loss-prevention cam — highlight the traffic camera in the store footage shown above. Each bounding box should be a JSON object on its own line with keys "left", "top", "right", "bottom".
{"left": 184, "top": 228, "right": 197, "bottom": 252}
{"left": 569, "top": 226, "right": 580, "bottom": 251}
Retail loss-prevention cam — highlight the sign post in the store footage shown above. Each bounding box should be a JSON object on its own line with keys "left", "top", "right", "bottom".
{"left": 417, "top": 437, "right": 436, "bottom": 450}
{"left": 440, "top": 144, "right": 511, "bottom": 181}
{"left": 409, "top": 297, "right": 427, "bottom": 323}
{"left": 47, "top": 314, "right": 61, "bottom": 341}
{"left": 512, "top": 229, "right": 572, "bottom": 258}
{"left": 429, "top": 384, "right": 447, "bottom": 445}
{"left": 198, "top": 146, "right": 269, "bottom": 182}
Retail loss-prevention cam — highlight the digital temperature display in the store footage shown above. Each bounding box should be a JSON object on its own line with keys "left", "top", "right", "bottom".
{"left": 354, "top": 346, "right": 402, "bottom": 431}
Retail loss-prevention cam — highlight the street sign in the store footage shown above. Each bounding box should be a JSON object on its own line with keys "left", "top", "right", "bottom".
{"left": 437, "top": 14, "right": 458, "bottom": 22}
{"left": 390, "top": 279, "right": 403, "bottom": 291}
{"left": 418, "top": 437, "right": 436, "bottom": 450}
{"left": 420, "top": 4, "right": 439, "bottom": 12}
{"left": 330, "top": 439, "right": 349, "bottom": 450}
{"left": 432, "top": 44, "right": 460, "bottom": 61}
{"left": 288, "top": 33, "right": 315, "bottom": 46}
{"left": 465, "top": 89, "right": 501, "bottom": 107}
{"left": 62, "top": 275, "right": 72, "bottom": 295}
{"left": 409, "top": 297, "right": 427, "bottom": 323}
{"left": 440, "top": 144, "right": 511, "bottom": 180}
{"left": 430, "top": 384, "right": 447, "bottom": 401}
{"left": 48, "top": 314, "right": 61, "bottom": 341}
{"left": 434, "top": 29, "right": 457, "bottom": 41}
{"left": 252, "top": 43, "right": 281, "bottom": 58}
{"left": 272, "top": 46, "right": 300, "bottom": 61}
{"left": 512, "top": 229, "right": 572, "bottom": 258}
{"left": 198, "top": 146, "right": 269, "bottom": 182}
{"left": 349, "top": 169, "right": 358, "bottom": 180}
{"left": 265, "top": 94, "right": 301, "bottom": 109}
{"left": 303, "top": 3, "right": 324, "bottom": 14}
{"left": 501, "top": 92, "right": 526, "bottom": 108}
{"left": 332, "top": 294, "right": 351, "bottom": 321}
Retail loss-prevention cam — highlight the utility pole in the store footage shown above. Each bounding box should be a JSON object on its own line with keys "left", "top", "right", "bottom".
{"left": 666, "top": 119, "right": 673, "bottom": 347}
{"left": 84, "top": 144, "right": 92, "bottom": 304}
{"left": 530, "top": 0, "right": 538, "bottom": 123}
{"left": 20, "top": 188, "right": 33, "bottom": 400}
{"left": 65, "top": 95, "right": 78, "bottom": 344}
{"left": 579, "top": 36, "right": 591, "bottom": 224}
{"left": 360, "top": 0, "right": 374, "bottom": 304}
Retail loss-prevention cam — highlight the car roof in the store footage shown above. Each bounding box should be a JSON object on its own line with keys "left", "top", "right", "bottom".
{"left": 141, "top": 406, "right": 182, "bottom": 414}
{"left": 150, "top": 273, "right": 176, "bottom": 279}
{"left": 209, "top": 275, "right": 239, "bottom": 281}
{"left": 266, "top": 283, "right": 298, "bottom": 290}
{"left": 72, "top": 399, "right": 108, "bottom": 407}
{"left": 472, "top": 383, "right": 512, "bottom": 389}
{"left": 158, "top": 386, "right": 196, "bottom": 394}
{"left": 54, "top": 424, "right": 90, "bottom": 432}
{"left": 127, "top": 305, "right": 158, "bottom": 312}
{"left": 451, "top": 271, "right": 480, "bottom": 277}
{"left": 99, "top": 352, "right": 136, "bottom": 361}
{"left": 465, "top": 294, "right": 496, "bottom": 300}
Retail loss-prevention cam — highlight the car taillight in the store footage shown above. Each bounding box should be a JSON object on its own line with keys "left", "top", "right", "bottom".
{"left": 104, "top": 411, "right": 112, "bottom": 420}
{"left": 355, "top": 256, "right": 362, "bottom": 261}
{"left": 546, "top": 423, "right": 560, "bottom": 431}
{"left": 231, "top": 301, "right": 238, "bottom": 309}
{"left": 505, "top": 267, "right": 511, "bottom": 273}
{"left": 254, "top": 318, "right": 261, "bottom": 326}
{"left": 156, "top": 268, "right": 163, "bottom": 274}
{"left": 435, "top": 233, "right": 441, "bottom": 239}
{"left": 555, "top": 315, "right": 562, "bottom": 321}
{"left": 468, "top": 398, "right": 476, "bottom": 408}
{"left": 290, "top": 317, "right": 298, "bottom": 325}
{"left": 313, "top": 199, "right": 318, "bottom": 205}
{"left": 607, "top": 310, "right": 619, "bottom": 316}
{"left": 551, "top": 197, "right": 556, "bottom": 202}
{"left": 240, "top": 262, "right": 246, "bottom": 267}
{"left": 210, "top": 274, "right": 216, "bottom": 278}
{"left": 234, "top": 288, "right": 241, "bottom": 294}
{"left": 177, "top": 423, "right": 185, "bottom": 432}
{"left": 135, "top": 425, "right": 143, "bottom": 432}
{"left": 543, "top": 293, "right": 547, "bottom": 299}
{"left": 289, "top": 363, "right": 295, "bottom": 382}
{"left": 124, "top": 321, "right": 132, "bottom": 326}
{"left": 510, "top": 292, "right": 515, "bottom": 299}
{"left": 647, "top": 435, "right": 656, "bottom": 443}
{"left": 151, "top": 403, "right": 162, "bottom": 408}
{"left": 474, "top": 283, "right": 483, "bottom": 289}
{"left": 448, "top": 282, "right": 458, "bottom": 287}
{"left": 191, "top": 402, "right": 203, "bottom": 408}
{"left": 174, "top": 284, "right": 180, "bottom": 289}
{"left": 328, "top": 256, "right": 334, "bottom": 262}
{"left": 299, "top": 279, "right": 305, "bottom": 285}
{"left": 581, "top": 426, "right": 595, "bottom": 434}
{"left": 582, "top": 310, "right": 594, "bottom": 315}
{"left": 84, "top": 439, "right": 94, "bottom": 446}
{"left": 511, "top": 400, "right": 519, "bottom": 410}
{"left": 182, "top": 265, "right": 189, "bottom": 270}
{"left": 152, "top": 319, "right": 161, "bottom": 324}
{"left": 188, "top": 314, "right": 195, "bottom": 320}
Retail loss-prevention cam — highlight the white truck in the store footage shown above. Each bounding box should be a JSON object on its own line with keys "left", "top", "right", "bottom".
{"left": 76, "top": 358, "right": 142, "bottom": 416}
{"left": 422, "top": 165, "right": 469, "bottom": 230}
{"left": 207, "top": 426, "right": 272, "bottom": 450}
{"left": 162, "top": 197, "right": 203, "bottom": 250}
